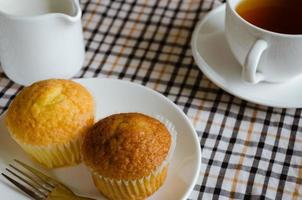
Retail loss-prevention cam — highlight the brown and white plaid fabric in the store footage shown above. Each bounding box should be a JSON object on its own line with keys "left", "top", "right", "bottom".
{"left": 0, "top": 0, "right": 302, "bottom": 199}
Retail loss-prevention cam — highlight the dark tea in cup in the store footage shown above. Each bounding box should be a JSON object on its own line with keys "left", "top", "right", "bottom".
{"left": 236, "top": 0, "right": 302, "bottom": 34}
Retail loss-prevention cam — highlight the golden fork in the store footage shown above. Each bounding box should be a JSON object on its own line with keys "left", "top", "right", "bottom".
{"left": 1, "top": 159, "right": 96, "bottom": 200}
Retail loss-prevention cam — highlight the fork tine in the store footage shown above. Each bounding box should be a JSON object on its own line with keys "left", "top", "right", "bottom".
{"left": 1, "top": 173, "right": 44, "bottom": 200}
{"left": 9, "top": 164, "right": 52, "bottom": 192}
{"left": 5, "top": 168, "right": 47, "bottom": 198}
{"left": 14, "top": 159, "right": 58, "bottom": 186}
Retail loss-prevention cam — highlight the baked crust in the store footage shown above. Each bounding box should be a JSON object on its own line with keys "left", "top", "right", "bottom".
{"left": 5, "top": 79, "right": 95, "bottom": 146}
{"left": 82, "top": 113, "right": 171, "bottom": 180}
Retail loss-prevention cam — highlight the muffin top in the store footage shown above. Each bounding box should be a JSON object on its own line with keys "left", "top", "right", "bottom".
{"left": 5, "top": 79, "right": 95, "bottom": 146}
{"left": 82, "top": 113, "right": 171, "bottom": 180}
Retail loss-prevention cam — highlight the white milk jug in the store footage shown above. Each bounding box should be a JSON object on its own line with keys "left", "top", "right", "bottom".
{"left": 0, "top": 0, "right": 85, "bottom": 85}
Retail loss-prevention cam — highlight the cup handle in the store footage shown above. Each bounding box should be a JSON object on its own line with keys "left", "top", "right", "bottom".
{"left": 242, "top": 39, "right": 268, "bottom": 84}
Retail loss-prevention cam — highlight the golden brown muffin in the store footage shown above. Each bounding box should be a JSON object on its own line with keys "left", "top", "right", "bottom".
{"left": 5, "top": 79, "right": 95, "bottom": 168}
{"left": 82, "top": 113, "right": 172, "bottom": 200}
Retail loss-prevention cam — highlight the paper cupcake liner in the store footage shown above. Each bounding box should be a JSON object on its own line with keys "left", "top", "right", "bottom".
{"left": 92, "top": 165, "right": 168, "bottom": 200}
{"left": 91, "top": 114, "right": 177, "bottom": 200}
{"left": 155, "top": 115, "right": 177, "bottom": 167}
{"left": 11, "top": 134, "right": 82, "bottom": 168}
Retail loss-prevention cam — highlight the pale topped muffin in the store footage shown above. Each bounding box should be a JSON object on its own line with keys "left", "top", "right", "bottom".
{"left": 5, "top": 79, "right": 95, "bottom": 168}
{"left": 82, "top": 113, "right": 172, "bottom": 200}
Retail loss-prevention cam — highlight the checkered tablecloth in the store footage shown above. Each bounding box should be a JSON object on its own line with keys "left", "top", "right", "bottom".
{"left": 1, "top": 0, "right": 302, "bottom": 199}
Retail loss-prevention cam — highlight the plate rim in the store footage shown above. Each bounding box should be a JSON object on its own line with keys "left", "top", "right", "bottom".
{"left": 73, "top": 78, "right": 202, "bottom": 199}
{"left": 75, "top": 77, "right": 201, "bottom": 200}
{"left": 0, "top": 78, "right": 201, "bottom": 200}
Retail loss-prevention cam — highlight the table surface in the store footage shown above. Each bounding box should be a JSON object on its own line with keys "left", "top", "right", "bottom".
{"left": 1, "top": 0, "right": 302, "bottom": 199}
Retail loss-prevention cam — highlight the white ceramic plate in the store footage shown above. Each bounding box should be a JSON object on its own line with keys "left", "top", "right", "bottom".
{"left": 0, "top": 78, "right": 201, "bottom": 200}
{"left": 191, "top": 4, "right": 302, "bottom": 108}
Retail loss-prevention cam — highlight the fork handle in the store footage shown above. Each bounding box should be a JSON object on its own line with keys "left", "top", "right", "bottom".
{"left": 75, "top": 195, "right": 97, "bottom": 200}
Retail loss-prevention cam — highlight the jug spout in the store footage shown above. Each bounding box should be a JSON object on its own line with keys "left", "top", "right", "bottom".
{"left": 0, "top": 0, "right": 81, "bottom": 21}
{"left": 59, "top": 0, "right": 81, "bottom": 23}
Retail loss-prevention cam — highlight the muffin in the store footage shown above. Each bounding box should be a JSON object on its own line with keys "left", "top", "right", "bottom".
{"left": 5, "top": 79, "right": 95, "bottom": 168}
{"left": 82, "top": 113, "right": 176, "bottom": 200}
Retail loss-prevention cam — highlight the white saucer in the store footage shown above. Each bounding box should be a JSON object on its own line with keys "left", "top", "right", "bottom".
{"left": 0, "top": 78, "right": 201, "bottom": 200}
{"left": 191, "top": 5, "right": 302, "bottom": 108}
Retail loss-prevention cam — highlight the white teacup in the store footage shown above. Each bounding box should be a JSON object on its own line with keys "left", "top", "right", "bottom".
{"left": 225, "top": 0, "right": 302, "bottom": 84}
{"left": 0, "top": 0, "right": 85, "bottom": 85}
